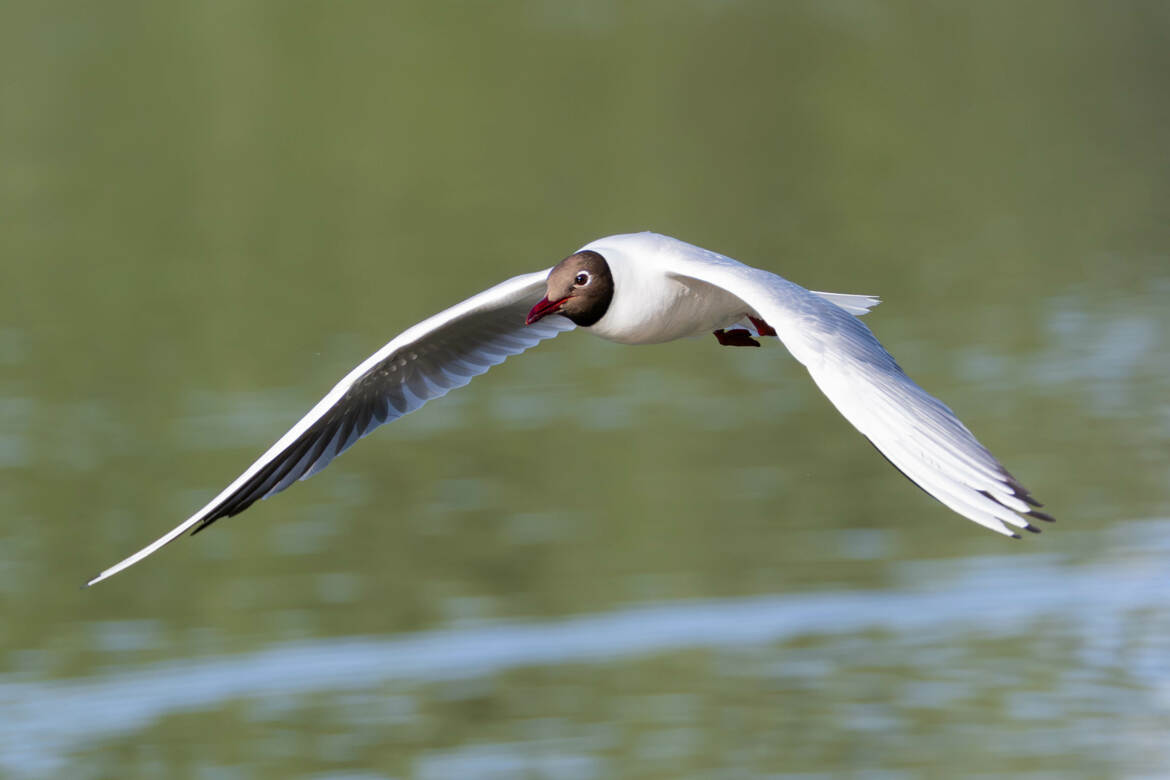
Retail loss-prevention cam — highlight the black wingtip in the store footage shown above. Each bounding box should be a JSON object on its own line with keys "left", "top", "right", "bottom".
{"left": 1027, "top": 510, "right": 1056, "bottom": 523}
{"left": 189, "top": 510, "right": 229, "bottom": 536}
{"left": 997, "top": 468, "right": 1044, "bottom": 508}
{"left": 1017, "top": 493, "right": 1043, "bottom": 509}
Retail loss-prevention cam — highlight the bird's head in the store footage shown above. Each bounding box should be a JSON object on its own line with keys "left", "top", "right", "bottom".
{"left": 526, "top": 250, "right": 614, "bottom": 327}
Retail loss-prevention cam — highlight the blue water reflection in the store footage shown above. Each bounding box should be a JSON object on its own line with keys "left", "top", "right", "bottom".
{"left": 4, "top": 523, "right": 1169, "bottom": 776}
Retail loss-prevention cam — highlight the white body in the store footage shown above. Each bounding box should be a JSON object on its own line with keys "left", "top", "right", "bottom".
{"left": 582, "top": 233, "right": 752, "bottom": 343}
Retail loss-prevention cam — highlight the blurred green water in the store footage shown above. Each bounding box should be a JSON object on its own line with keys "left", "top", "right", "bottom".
{"left": 2, "top": 1, "right": 1169, "bottom": 777}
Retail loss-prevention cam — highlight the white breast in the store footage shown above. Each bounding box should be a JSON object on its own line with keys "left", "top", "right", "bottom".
{"left": 579, "top": 233, "right": 751, "bottom": 345}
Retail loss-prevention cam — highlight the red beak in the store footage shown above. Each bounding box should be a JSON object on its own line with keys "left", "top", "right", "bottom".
{"left": 526, "top": 295, "right": 569, "bottom": 325}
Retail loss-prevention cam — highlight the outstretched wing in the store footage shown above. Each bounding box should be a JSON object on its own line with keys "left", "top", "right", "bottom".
{"left": 87, "top": 270, "right": 574, "bottom": 586}
{"left": 667, "top": 250, "right": 1051, "bottom": 537}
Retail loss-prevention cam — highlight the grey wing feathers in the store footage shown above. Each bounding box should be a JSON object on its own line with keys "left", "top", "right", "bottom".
{"left": 808, "top": 321, "right": 1051, "bottom": 534}
{"left": 663, "top": 256, "right": 1051, "bottom": 537}
{"left": 85, "top": 271, "right": 572, "bottom": 586}
{"left": 190, "top": 283, "right": 572, "bottom": 533}
{"left": 790, "top": 302, "right": 1052, "bottom": 536}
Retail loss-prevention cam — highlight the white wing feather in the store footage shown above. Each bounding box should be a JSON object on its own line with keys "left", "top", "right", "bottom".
{"left": 665, "top": 247, "right": 1050, "bottom": 537}
{"left": 86, "top": 270, "right": 574, "bottom": 586}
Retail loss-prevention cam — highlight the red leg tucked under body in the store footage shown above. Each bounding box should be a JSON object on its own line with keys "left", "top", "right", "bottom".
{"left": 713, "top": 329, "right": 760, "bottom": 347}
{"left": 713, "top": 315, "right": 777, "bottom": 347}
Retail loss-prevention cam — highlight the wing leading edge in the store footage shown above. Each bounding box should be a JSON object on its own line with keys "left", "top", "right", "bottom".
{"left": 86, "top": 271, "right": 574, "bottom": 587}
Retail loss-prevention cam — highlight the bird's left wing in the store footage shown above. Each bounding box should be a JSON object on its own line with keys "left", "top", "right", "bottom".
{"left": 666, "top": 251, "right": 1051, "bottom": 537}
{"left": 86, "top": 270, "right": 573, "bottom": 586}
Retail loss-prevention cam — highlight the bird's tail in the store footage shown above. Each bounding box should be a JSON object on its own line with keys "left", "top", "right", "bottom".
{"left": 811, "top": 291, "right": 881, "bottom": 316}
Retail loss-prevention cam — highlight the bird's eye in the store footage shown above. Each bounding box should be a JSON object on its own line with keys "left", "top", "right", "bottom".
{"left": 575, "top": 271, "right": 591, "bottom": 286}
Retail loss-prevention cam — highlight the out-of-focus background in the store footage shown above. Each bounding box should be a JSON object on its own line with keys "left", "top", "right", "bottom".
{"left": 3, "top": 2, "right": 1169, "bottom": 777}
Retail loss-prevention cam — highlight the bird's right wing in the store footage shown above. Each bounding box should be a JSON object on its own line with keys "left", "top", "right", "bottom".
{"left": 86, "top": 270, "right": 574, "bottom": 586}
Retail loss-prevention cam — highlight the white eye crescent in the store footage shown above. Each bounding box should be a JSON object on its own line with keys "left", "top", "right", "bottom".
{"left": 575, "top": 271, "right": 591, "bottom": 286}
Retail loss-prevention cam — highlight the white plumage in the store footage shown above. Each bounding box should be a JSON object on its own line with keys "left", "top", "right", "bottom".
{"left": 87, "top": 232, "right": 1049, "bottom": 587}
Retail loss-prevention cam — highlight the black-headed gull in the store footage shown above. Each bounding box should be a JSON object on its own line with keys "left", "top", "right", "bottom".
{"left": 87, "top": 232, "right": 1051, "bottom": 586}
